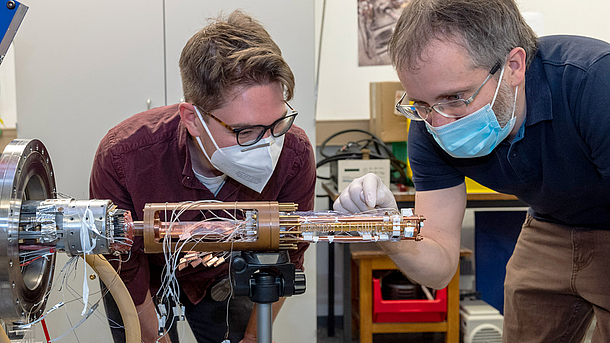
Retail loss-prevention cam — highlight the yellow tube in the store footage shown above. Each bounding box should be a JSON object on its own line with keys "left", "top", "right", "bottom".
{"left": 0, "top": 324, "right": 10, "bottom": 343}
{"left": 84, "top": 254, "right": 141, "bottom": 343}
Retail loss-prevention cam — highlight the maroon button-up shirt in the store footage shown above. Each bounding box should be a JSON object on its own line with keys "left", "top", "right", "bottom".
{"left": 89, "top": 104, "right": 315, "bottom": 305}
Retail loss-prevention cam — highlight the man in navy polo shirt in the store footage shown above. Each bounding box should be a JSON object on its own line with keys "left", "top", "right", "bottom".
{"left": 334, "top": 0, "right": 610, "bottom": 341}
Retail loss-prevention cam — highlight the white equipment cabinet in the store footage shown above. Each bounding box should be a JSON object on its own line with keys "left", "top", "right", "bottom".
{"left": 460, "top": 299, "right": 504, "bottom": 343}
{"left": 14, "top": 0, "right": 166, "bottom": 200}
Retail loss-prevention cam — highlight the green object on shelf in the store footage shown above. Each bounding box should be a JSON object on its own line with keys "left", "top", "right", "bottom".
{"left": 391, "top": 141, "right": 413, "bottom": 187}
{"left": 392, "top": 141, "right": 408, "bottom": 163}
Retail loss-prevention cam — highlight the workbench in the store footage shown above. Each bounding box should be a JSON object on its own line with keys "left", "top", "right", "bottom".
{"left": 321, "top": 182, "right": 525, "bottom": 342}
{"left": 350, "top": 249, "right": 470, "bottom": 343}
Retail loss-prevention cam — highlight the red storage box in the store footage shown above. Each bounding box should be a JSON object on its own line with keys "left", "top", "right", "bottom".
{"left": 372, "top": 278, "right": 447, "bottom": 323}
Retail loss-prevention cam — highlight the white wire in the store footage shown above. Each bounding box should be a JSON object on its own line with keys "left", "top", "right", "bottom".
{"left": 153, "top": 200, "right": 251, "bottom": 337}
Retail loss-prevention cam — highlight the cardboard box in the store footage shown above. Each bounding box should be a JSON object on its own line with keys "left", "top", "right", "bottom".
{"left": 369, "top": 81, "right": 409, "bottom": 142}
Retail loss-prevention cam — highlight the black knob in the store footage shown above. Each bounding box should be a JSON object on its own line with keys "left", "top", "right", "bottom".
{"left": 293, "top": 269, "right": 306, "bottom": 295}
{"left": 251, "top": 273, "right": 280, "bottom": 303}
{"left": 232, "top": 256, "right": 246, "bottom": 272}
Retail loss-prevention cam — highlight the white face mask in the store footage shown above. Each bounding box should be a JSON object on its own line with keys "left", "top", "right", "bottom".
{"left": 193, "top": 107, "right": 284, "bottom": 193}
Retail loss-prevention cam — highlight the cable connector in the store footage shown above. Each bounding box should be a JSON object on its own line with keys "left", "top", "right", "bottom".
{"left": 156, "top": 303, "right": 167, "bottom": 335}
{"left": 173, "top": 303, "right": 186, "bottom": 321}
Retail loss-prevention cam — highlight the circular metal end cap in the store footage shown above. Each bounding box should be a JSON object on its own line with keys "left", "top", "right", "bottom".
{"left": 0, "top": 139, "right": 57, "bottom": 324}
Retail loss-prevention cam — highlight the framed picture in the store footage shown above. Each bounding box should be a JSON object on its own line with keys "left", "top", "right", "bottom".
{"left": 358, "top": 0, "right": 409, "bottom": 66}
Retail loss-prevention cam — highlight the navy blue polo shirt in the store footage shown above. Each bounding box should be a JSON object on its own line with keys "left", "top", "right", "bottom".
{"left": 408, "top": 35, "right": 610, "bottom": 229}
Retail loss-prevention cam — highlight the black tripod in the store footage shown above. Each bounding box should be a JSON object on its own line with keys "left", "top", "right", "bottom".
{"left": 231, "top": 251, "right": 306, "bottom": 343}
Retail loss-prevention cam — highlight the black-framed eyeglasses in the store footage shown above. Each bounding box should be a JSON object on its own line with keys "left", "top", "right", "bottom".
{"left": 395, "top": 62, "right": 502, "bottom": 123}
{"left": 202, "top": 101, "right": 298, "bottom": 147}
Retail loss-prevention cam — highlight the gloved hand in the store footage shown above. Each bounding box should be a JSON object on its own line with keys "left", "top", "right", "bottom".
{"left": 333, "top": 173, "right": 397, "bottom": 213}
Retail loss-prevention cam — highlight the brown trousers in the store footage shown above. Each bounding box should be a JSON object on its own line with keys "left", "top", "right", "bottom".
{"left": 503, "top": 215, "right": 610, "bottom": 342}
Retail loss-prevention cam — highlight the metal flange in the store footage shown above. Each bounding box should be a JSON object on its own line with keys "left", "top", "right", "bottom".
{"left": 0, "top": 139, "right": 56, "bottom": 323}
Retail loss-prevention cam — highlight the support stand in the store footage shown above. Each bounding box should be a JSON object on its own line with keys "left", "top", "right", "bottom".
{"left": 231, "top": 251, "right": 306, "bottom": 343}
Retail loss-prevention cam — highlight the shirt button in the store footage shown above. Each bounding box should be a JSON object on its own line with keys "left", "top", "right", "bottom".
{"left": 511, "top": 152, "right": 517, "bottom": 157}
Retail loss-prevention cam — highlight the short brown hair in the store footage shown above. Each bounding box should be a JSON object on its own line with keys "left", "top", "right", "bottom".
{"left": 179, "top": 10, "right": 295, "bottom": 112}
{"left": 389, "top": 0, "right": 538, "bottom": 72}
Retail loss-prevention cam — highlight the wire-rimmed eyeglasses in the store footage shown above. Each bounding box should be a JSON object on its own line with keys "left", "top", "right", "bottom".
{"left": 395, "top": 62, "right": 502, "bottom": 123}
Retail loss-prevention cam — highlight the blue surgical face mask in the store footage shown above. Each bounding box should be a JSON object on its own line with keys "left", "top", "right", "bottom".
{"left": 425, "top": 66, "right": 518, "bottom": 158}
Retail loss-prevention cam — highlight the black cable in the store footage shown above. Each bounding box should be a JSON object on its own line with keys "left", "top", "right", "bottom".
{"left": 319, "top": 129, "right": 387, "bottom": 158}
{"left": 316, "top": 129, "right": 411, "bottom": 186}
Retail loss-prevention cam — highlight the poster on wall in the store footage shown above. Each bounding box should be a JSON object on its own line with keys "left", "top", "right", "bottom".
{"left": 358, "top": 0, "right": 409, "bottom": 66}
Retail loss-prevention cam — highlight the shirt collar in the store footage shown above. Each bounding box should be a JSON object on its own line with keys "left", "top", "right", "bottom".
{"left": 524, "top": 54, "right": 554, "bottom": 126}
{"left": 179, "top": 119, "right": 241, "bottom": 199}
{"left": 178, "top": 120, "right": 202, "bottom": 188}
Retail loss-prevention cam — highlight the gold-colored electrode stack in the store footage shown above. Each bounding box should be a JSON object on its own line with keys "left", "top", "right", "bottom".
{"left": 133, "top": 201, "right": 424, "bottom": 253}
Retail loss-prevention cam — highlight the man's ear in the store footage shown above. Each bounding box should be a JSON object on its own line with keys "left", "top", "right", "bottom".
{"left": 179, "top": 102, "right": 201, "bottom": 137}
{"left": 506, "top": 47, "right": 527, "bottom": 87}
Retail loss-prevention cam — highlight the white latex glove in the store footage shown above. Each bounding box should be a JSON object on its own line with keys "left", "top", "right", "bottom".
{"left": 333, "top": 173, "right": 397, "bottom": 213}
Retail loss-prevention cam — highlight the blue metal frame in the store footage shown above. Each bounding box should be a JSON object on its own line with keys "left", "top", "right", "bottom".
{"left": 0, "top": 1, "right": 28, "bottom": 64}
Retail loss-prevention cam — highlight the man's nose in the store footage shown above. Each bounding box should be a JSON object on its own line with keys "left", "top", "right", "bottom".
{"left": 429, "top": 113, "right": 458, "bottom": 127}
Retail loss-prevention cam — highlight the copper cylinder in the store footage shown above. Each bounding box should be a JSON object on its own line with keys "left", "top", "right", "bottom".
{"left": 141, "top": 201, "right": 283, "bottom": 253}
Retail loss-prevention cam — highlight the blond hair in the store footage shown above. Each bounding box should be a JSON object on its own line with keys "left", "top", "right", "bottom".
{"left": 179, "top": 10, "right": 295, "bottom": 111}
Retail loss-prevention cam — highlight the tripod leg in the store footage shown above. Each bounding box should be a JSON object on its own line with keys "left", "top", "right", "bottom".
{"left": 257, "top": 303, "right": 273, "bottom": 343}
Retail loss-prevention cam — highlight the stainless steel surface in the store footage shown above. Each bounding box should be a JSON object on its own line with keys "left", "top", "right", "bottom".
{"left": 0, "top": 139, "right": 133, "bottom": 325}
{"left": 0, "top": 139, "right": 56, "bottom": 323}
{"left": 25, "top": 198, "right": 131, "bottom": 256}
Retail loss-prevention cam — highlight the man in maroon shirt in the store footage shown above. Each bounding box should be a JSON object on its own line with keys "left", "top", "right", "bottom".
{"left": 90, "top": 10, "right": 315, "bottom": 343}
